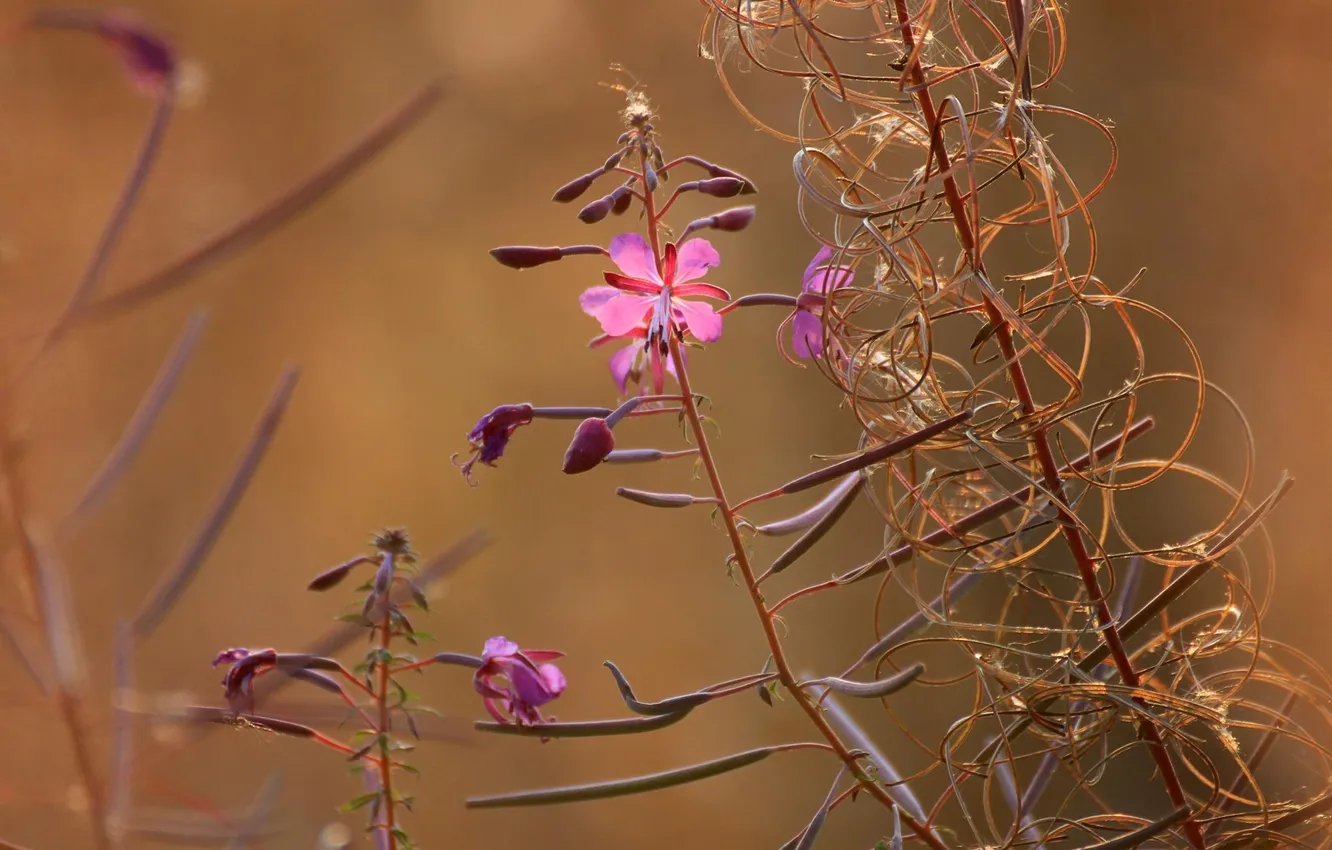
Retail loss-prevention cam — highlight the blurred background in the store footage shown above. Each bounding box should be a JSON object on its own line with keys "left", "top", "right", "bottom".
{"left": 0, "top": 1, "right": 1328, "bottom": 847}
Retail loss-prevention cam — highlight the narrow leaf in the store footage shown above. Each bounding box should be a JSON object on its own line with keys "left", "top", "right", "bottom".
{"left": 133, "top": 368, "right": 299, "bottom": 638}
{"left": 767, "top": 476, "right": 864, "bottom": 574}
{"left": 63, "top": 311, "right": 207, "bottom": 528}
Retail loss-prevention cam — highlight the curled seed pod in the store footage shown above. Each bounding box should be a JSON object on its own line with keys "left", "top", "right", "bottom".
{"left": 696, "top": 177, "right": 747, "bottom": 198}
{"left": 562, "top": 418, "right": 615, "bottom": 475}
{"left": 577, "top": 195, "right": 614, "bottom": 224}
{"left": 805, "top": 664, "right": 925, "bottom": 699}
{"left": 552, "top": 171, "right": 600, "bottom": 204}
{"left": 490, "top": 246, "right": 564, "bottom": 270}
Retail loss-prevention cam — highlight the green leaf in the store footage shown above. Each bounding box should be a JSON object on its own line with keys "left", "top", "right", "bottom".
{"left": 465, "top": 746, "right": 778, "bottom": 808}
{"left": 339, "top": 791, "right": 380, "bottom": 813}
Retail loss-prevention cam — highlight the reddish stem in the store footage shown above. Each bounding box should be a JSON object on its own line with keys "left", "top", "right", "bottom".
{"left": 888, "top": 5, "right": 1204, "bottom": 847}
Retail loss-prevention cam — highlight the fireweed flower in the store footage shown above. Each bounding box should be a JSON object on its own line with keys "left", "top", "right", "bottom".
{"left": 581, "top": 233, "right": 729, "bottom": 342}
{"left": 472, "top": 636, "right": 566, "bottom": 732}
{"left": 788, "top": 246, "right": 855, "bottom": 360}
{"left": 454, "top": 403, "right": 535, "bottom": 483}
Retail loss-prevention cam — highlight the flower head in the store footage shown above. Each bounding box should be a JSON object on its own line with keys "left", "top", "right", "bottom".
{"left": 473, "top": 636, "right": 566, "bottom": 735}
{"left": 455, "top": 403, "right": 535, "bottom": 483}
{"left": 212, "top": 647, "right": 277, "bottom": 715}
{"left": 580, "top": 233, "right": 730, "bottom": 348}
{"left": 789, "top": 246, "right": 854, "bottom": 359}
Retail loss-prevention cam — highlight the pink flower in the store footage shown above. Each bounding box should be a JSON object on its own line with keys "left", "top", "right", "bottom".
{"left": 790, "top": 246, "right": 854, "bottom": 359}
{"left": 473, "top": 637, "right": 566, "bottom": 733}
{"left": 580, "top": 234, "right": 730, "bottom": 347}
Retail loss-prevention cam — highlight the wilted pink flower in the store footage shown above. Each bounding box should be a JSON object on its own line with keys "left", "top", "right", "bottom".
{"left": 212, "top": 647, "right": 277, "bottom": 715}
{"left": 580, "top": 234, "right": 730, "bottom": 348}
{"left": 473, "top": 636, "right": 566, "bottom": 733}
{"left": 789, "top": 246, "right": 854, "bottom": 359}
{"left": 455, "top": 403, "right": 534, "bottom": 482}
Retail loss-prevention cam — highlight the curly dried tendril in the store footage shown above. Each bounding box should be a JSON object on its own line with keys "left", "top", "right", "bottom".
{"left": 699, "top": 2, "right": 1331, "bottom": 848}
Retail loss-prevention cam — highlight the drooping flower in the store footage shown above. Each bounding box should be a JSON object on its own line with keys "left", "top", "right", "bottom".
{"left": 789, "top": 245, "right": 854, "bottom": 359}
{"left": 454, "top": 403, "right": 535, "bottom": 483}
{"left": 212, "top": 647, "right": 278, "bottom": 715}
{"left": 472, "top": 637, "right": 566, "bottom": 734}
{"left": 562, "top": 417, "right": 615, "bottom": 474}
{"left": 580, "top": 233, "right": 730, "bottom": 348}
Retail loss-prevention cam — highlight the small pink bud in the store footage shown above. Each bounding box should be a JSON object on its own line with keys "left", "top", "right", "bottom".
{"left": 562, "top": 418, "right": 615, "bottom": 474}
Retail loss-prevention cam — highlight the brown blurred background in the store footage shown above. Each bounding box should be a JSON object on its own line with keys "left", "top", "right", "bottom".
{"left": 0, "top": 1, "right": 1328, "bottom": 848}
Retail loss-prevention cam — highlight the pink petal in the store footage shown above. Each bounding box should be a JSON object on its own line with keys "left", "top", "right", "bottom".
{"left": 673, "top": 298, "right": 724, "bottom": 343}
{"left": 482, "top": 696, "right": 508, "bottom": 723}
{"left": 674, "top": 239, "right": 721, "bottom": 284}
{"left": 792, "top": 310, "right": 823, "bottom": 358}
{"left": 609, "top": 233, "right": 661, "bottom": 284}
{"left": 521, "top": 650, "right": 566, "bottom": 662}
{"left": 591, "top": 293, "right": 655, "bottom": 338}
{"left": 579, "top": 286, "right": 621, "bottom": 316}
{"left": 604, "top": 272, "right": 661, "bottom": 294}
{"left": 804, "top": 265, "right": 854, "bottom": 295}
{"left": 539, "top": 663, "right": 567, "bottom": 697}
{"left": 803, "top": 246, "right": 834, "bottom": 282}
{"left": 511, "top": 661, "right": 559, "bottom": 707}
{"left": 608, "top": 343, "right": 638, "bottom": 393}
{"left": 673, "top": 282, "right": 731, "bottom": 300}
{"left": 483, "top": 636, "right": 519, "bottom": 659}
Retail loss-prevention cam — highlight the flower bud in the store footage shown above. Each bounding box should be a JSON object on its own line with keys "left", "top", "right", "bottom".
{"left": 696, "top": 177, "right": 747, "bottom": 198}
{"left": 643, "top": 163, "right": 659, "bottom": 193}
{"left": 562, "top": 418, "right": 615, "bottom": 474}
{"left": 578, "top": 195, "right": 614, "bottom": 224}
{"left": 552, "top": 171, "right": 600, "bottom": 203}
{"left": 490, "top": 245, "right": 563, "bottom": 269}
{"left": 609, "top": 185, "right": 633, "bottom": 215}
{"left": 711, "top": 205, "right": 756, "bottom": 231}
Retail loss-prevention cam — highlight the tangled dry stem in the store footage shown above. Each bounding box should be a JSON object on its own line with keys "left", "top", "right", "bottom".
{"left": 698, "top": 2, "right": 1332, "bottom": 848}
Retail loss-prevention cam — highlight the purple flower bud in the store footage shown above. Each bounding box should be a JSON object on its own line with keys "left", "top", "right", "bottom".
{"left": 307, "top": 555, "right": 374, "bottom": 591}
{"left": 696, "top": 177, "right": 747, "bottom": 198}
{"left": 712, "top": 205, "right": 756, "bottom": 231}
{"left": 562, "top": 418, "right": 615, "bottom": 475}
{"left": 578, "top": 195, "right": 614, "bottom": 224}
{"left": 644, "top": 163, "right": 659, "bottom": 192}
{"left": 603, "top": 150, "right": 625, "bottom": 171}
{"left": 552, "top": 171, "right": 599, "bottom": 203}
{"left": 490, "top": 245, "right": 564, "bottom": 270}
{"left": 680, "top": 206, "right": 756, "bottom": 238}
{"left": 609, "top": 185, "right": 634, "bottom": 216}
